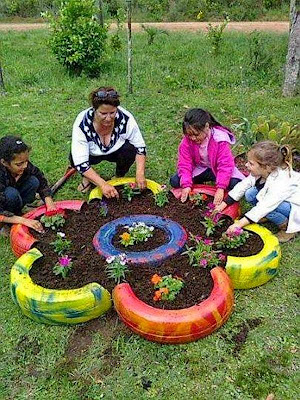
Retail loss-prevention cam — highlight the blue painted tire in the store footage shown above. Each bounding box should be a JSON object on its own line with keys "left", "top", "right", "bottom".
{"left": 93, "top": 215, "right": 187, "bottom": 265}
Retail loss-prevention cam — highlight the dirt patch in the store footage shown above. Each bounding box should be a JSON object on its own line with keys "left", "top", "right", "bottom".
{"left": 0, "top": 21, "right": 289, "bottom": 33}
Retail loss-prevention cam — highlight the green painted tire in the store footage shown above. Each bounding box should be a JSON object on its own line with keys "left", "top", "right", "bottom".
{"left": 225, "top": 224, "right": 281, "bottom": 289}
{"left": 10, "top": 248, "right": 112, "bottom": 325}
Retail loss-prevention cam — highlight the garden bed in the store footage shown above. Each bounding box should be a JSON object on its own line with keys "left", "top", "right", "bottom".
{"left": 28, "top": 188, "right": 264, "bottom": 310}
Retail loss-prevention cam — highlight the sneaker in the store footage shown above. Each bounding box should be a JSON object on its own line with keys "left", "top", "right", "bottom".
{"left": 276, "top": 230, "right": 296, "bottom": 243}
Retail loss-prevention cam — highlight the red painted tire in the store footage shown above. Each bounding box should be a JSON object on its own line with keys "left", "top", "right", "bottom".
{"left": 112, "top": 267, "right": 234, "bottom": 344}
{"left": 171, "top": 184, "right": 240, "bottom": 219}
{"left": 10, "top": 200, "right": 84, "bottom": 258}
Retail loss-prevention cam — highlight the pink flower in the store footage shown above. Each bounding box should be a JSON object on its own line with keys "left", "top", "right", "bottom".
{"left": 195, "top": 235, "right": 203, "bottom": 241}
{"left": 59, "top": 256, "right": 72, "bottom": 267}
{"left": 233, "top": 227, "right": 243, "bottom": 236}
{"left": 207, "top": 202, "right": 215, "bottom": 210}
{"left": 212, "top": 213, "right": 221, "bottom": 223}
{"left": 218, "top": 254, "right": 226, "bottom": 261}
{"left": 129, "top": 182, "right": 137, "bottom": 189}
{"left": 199, "top": 259, "right": 208, "bottom": 267}
{"left": 204, "top": 238, "right": 213, "bottom": 246}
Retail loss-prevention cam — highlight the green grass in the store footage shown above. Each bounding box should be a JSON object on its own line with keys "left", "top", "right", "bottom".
{"left": 0, "top": 29, "right": 299, "bottom": 400}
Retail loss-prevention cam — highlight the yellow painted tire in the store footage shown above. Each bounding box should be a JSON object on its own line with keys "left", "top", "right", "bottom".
{"left": 10, "top": 248, "right": 112, "bottom": 325}
{"left": 225, "top": 224, "right": 281, "bottom": 289}
{"left": 89, "top": 177, "right": 162, "bottom": 201}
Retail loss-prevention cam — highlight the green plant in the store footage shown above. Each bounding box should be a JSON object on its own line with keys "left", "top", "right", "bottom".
{"left": 216, "top": 228, "right": 250, "bottom": 249}
{"left": 120, "top": 222, "right": 154, "bottom": 246}
{"left": 189, "top": 193, "right": 209, "bottom": 207}
{"left": 141, "top": 24, "right": 168, "bottom": 45}
{"left": 206, "top": 17, "right": 230, "bottom": 55}
{"left": 151, "top": 274, "right": 184, "bottom": 302}
{"left": 122, "top": 183, "right": 141, "bottom": 202}
{"left": 53, "top": 255, "right": 73, "bottom": 278}
{"left": 50, "top": 232, "right": 72, "bottom": 255}
{"left": 154, "top": 184, "right": 169, "bottom": 207}
{"left": 109, "top": 7, "right": 125, "bottom": 52}
{"left": 182, "top": 234, "right": 224, "bottom": 268}
{"left": 43, "top": 0, "right": 108, "bottom": 75}
{"left": 40, "top": 214, "right": 66, "bottom": 230}
{"left": 105, "top": 254, "right": 129, "bottom": 284}
{"left": 99, "top": 201, "right": 108, "bottom": 217}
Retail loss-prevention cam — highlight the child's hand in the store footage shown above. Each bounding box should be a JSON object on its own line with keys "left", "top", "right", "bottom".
{"left": 181, "top": 187, "right": 191, "bottom": 202}
{"left": 213, "top": 188, "right": 224, "bottom": 205}
{"left": 226, "top": 222, "right": 242, "bottom": 235}
{"left": 22, "top": 218, "right": 45, "bottom": 233}
{"left": 213, "top": 201, "right": 227, "bottom": 215}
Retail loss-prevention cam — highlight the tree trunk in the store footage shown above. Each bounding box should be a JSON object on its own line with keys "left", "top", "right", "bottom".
{"left": 0, "top": 61, "right": 5, "bottom": 92}
{"left": 98, "top": 0, "right": 104, "bottom": 27}
{"left": 282, "top": 0, "right": 300, "bottom": 97}
{"left": 127, "top": 0, "right": 133, "bottom": 94}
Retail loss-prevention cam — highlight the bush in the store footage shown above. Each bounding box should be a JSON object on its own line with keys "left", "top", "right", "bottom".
{"left": 44, "top": 0, "right": 108, "bottom": 76}
{"left": 0, "top": 0, "right": 57, "bottom": 18}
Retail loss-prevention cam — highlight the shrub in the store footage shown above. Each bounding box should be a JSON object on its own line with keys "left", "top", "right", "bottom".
{"left": 44, "top": 0, "right": 108, "bottom": 76}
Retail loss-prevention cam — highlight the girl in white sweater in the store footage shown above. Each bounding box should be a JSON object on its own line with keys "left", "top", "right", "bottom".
{"left": 215, "top": 141, "right": 300, "bottom": 243}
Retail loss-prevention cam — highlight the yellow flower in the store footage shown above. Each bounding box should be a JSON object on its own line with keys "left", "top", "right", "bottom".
{"left": 120, "top": 232, "right": 131, "bottom": 242}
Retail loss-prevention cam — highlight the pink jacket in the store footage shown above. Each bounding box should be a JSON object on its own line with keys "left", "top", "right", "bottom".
{"left": 177, "top": 126, "right": 244, "bottom": 189}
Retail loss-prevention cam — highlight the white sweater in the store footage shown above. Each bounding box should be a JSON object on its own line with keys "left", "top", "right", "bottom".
{"left": 228, "top": 167, "right": 300, "bottom": 233}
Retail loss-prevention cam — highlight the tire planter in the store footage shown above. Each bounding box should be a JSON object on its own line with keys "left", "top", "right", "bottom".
{"left": 225, "top": 224, "right": 281, "bottom": 289}
{"left": 112, "top": 267, "right": 234, "bottom": 344}
{"left": 10, "top": 200, "right": 84, "bottom": 258}
{"left": 170, "top": 184, "right": 241, "bottom": 219}
{"left": 93, "top": 215, "right": 187, "bottom": 265}
{"left": 10, "top": 248, "right": 112, "bottom": 325}
{"left": 89, "top": 177, "right": 162, "bottom": 201}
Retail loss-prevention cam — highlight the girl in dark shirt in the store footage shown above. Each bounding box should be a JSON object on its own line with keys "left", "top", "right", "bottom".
{"left": 0, "top": 135, "right": 56, "bottom": 234}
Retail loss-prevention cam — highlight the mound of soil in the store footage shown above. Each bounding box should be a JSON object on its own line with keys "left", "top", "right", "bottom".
{"left": 29, "top": 188, "right": 263, "bottom": 310}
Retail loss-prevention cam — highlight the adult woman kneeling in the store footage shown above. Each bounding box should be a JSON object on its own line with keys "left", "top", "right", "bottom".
{"left": 70, "top": 86, "right": 147, "bottom": 198}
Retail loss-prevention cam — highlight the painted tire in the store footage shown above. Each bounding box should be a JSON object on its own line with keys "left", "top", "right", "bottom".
{"left": 225, "top": 224, "right": 281, "bottom": 289}
{"left": 10, "top": 248, "right": 112, "bottom": 325}
{"left": 170, "top": 184, "right": 240, "bottom": 219}
{"left": 10, "top": 200, "right": 84, "bottom": 258}
{"left": 89, "top": 177, "right": 162, "bottom": 201}
{"left": 93, "top": 215, "right": 187, "bottom": 265}
{"left": 112, "top": 267, "right": 234, "bottom": 344}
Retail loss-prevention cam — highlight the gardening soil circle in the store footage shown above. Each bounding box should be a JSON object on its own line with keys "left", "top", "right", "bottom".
{"left": 29, "top": 188, "right": 263, "bottom": 310}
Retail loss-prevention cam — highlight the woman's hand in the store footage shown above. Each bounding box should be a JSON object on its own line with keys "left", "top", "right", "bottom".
{"left": 213, "top": 188, "right": 224, "bottom": 205}
{"left": 21, "top": 218, "right": 45, "bottom": 233}
{"left": 136, "top": 173, "right": 147, "bottom": 190}
{"left": 181, "top": 187, "right": 191, "bottom": 203}
{"left": 101, "top": 182, "right": 119, "bottom": 199}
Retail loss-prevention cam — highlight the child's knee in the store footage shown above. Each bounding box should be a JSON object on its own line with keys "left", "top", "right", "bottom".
{"left": 245, "top": 187, "right": 258, "bottom": 204}
{"left": 169, "top": 174, "right": 180, "bottom": 188}
{"left": 27, "top": 176, "right": 40, "bottom": 191}
{"left": 4, "top": 187, "right": 23, "bottom": 211}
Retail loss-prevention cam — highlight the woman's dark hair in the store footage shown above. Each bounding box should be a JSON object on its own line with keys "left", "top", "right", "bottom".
{"left": 89, "top": 86, "right": 120, "bottom": 109}
{"left": 183, "top": 108, "right": 230, "bottom": 134}
{"left": 0, "top": 135, "right": 30, "bottom": 163}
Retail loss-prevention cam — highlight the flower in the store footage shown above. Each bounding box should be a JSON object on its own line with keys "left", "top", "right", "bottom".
{"left": 106, "top": 255, "right": 116, "bottom": 264}
{"left": 153, "top": 290, "right": 162, "bottom": 301}
{"left": 195, "top": 235, "right": 203, "bottom": 241}
{"left": 160, "top": 287, "right": 169, "bottom": 295}
{"left": 58, "top": 255, "right": 72, "bottom": 267}
{"left": 204, "top": 238, "right": 213, "bottom": 246}
{"left": 218, "top": 253, "right": 226, "bottom": 261}
{"left": 202, "top": 194, "right": 208, "bottom": 201}
{"left": 57, "top": 232, "right": 65, "bottom": 238}
{"left": 151, "top": 274, "right": 162, "bottom": 285}
{"left": 200, "top": 259, "right": 208, "bottom": 267}
{"left": 129, "top": 182, "right": 137, "bottom": 189}
{"left": 120, "top": 232, "right": 131, "bottom": 242}
{"left": 207, "top": 202, "right": 215, "bottom": 210}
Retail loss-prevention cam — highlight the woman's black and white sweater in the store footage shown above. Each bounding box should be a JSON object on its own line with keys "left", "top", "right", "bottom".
{"left": 71, "top": 106, "right": 146, "bottom": 174}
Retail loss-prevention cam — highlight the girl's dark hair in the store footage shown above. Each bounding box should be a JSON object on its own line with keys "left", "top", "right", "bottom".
{"left": 0, "top": 135, "right": 30, "bottom": 163}
{"left": 249, "top": 141, "right": 293, "bottom": 171}
{"left": 183, "top": 108, "right": 230, "bottom": 134}
{"left": 89, "top": 86, "right": 120, "bottom": 109}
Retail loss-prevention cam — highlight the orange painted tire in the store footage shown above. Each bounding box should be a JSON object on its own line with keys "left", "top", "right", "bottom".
{"left": 112, "top": 267, "right": 234, "bottom": 344}
{"left": 10, "top": 200, "right": 84, "bottom": 258}
{"left": 171, "top": 184, "right": 240, "bottom": 219}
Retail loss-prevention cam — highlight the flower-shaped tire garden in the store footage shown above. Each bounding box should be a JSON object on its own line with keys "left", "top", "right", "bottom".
{"left": 9, "top": 178, "right": 281, "bottom": 343}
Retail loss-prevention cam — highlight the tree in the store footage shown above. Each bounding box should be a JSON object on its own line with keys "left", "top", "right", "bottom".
{"left": 283, "top": 0, "right": 300, "bottom": 97}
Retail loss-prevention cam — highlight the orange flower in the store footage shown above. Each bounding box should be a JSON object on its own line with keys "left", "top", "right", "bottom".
{"left": 153, "top": 290, "right": 162, "bottom": 301}
{"left": 202, "top": 194, "right": 208, "bottom": 201}
{"left": 160, "top": 287, "right": 169, "bottom": 294}
{"left": 151, "top": 274, "right": 162, "bottom": 285}
{"left": 120, "top": 232, "right": 131, "bottom": 242}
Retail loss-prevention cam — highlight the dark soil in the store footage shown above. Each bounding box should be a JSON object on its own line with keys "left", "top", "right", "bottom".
{"left": 29, "top": 188, "right": 264, "bottom": 310}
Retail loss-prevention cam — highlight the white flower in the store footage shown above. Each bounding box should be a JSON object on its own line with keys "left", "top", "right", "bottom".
{"left": 57, "top": 232, "right": 65, "bottom": 238}
{"left": 106, "top": 256, "right": 115, "bottom": 264}
{"left": 149, "top": 226, "right": 154, "bottom": 231}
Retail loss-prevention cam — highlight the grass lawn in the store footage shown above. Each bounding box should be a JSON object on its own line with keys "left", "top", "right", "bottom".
{"left": 0, "top": 28, "right": 299, "bottom": 400}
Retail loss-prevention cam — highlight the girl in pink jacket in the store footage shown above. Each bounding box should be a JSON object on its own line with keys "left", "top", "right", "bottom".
{"left": 170, "top": 108, "right": 245, "bottom": 203}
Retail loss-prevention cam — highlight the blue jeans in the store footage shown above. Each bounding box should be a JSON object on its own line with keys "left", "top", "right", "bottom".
{"left": 4, "top": 176, "right": 40, "bottom": 214}
{"left": 245, "top": 186, "right": 291, "bottom": 226}
{"left": 169, "top": 168, "right": 241, "bottom": 190}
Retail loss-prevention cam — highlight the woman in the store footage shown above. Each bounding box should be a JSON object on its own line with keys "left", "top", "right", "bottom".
{"left": 70, "top": 86, "right": 147, "bottom": 198}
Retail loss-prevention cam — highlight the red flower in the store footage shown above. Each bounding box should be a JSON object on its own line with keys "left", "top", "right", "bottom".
{"left": 151, "top": 274, "right": 162, "bottom": 285}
